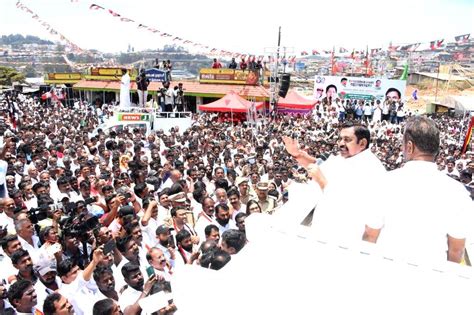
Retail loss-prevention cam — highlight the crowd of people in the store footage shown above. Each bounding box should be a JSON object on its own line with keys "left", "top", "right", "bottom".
{"left": 212, "top": 57, "right": 267, "bottom": 71}
{"left": 0, "top": 89, "right": 472, "bottom": 314}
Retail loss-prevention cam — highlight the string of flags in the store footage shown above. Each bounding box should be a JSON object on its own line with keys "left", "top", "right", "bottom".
{"left": 87, "top": 3, "right": 244, "bottom": 59}
{"left": 15, "top": 0, "right": 85, "bottom": 53}
{"left": 15, "top": 0, "right": 473, "bottom": 64}
{"left": 298, "top": 33, "right": 470, "bottom": 58}
{"left": 70, "top": 2, "right": 302, "bottom": 64}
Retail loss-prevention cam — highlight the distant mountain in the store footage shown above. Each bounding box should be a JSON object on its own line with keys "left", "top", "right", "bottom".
{"left": 0, "top": 34, "right": 54, "bottom": 45}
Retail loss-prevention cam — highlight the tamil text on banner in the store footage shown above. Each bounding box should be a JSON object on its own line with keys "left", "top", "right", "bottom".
{"left": 199, "top": 69, "right": 259, "bottom": 85}
{"left": 313, "top": 76, "right": 407, "bottom": 101}
{"left": 144, "top": 68, "right": 169, "bottom": 82}
{"left": 45, "top": 73, "right": 82, "bottom": 84}
{"left": 85, "top": 67, "right": 138, "bottom": 81}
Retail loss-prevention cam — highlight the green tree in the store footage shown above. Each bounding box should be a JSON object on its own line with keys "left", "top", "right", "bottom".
{"left": 0, "top": 66, "right": 25, "bottom": 86}
{"left": 23, "top": 65, "right": 38, "bottom": 78}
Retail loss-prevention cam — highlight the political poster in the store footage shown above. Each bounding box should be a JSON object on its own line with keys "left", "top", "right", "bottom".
{"left": 313, "top": 76, "right": 407, "bottom": 102}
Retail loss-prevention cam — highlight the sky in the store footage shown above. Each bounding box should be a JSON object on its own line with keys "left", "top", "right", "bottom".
{"left": 1, "top": 0, "right": 473, "bottom": 55}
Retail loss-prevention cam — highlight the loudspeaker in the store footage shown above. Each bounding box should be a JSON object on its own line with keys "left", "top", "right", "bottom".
{"left": 278, "top": 73, "right": 291, "bottom": 98}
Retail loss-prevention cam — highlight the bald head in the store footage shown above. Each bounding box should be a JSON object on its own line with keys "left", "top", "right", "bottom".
{"left": 170, "top": 169, "right": 182, "bottom": 182}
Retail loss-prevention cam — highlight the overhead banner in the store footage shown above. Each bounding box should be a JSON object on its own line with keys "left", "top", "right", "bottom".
{"left": 45, "top": 73, "right": 82, "bottom": 84}
{"left": 85, "top": 67, "right": 138, "bottom": 81}
{"left": 313, "top": 76, "right": 407, "bottom": 101}
{"left": 199, "top": 69, "right": 259, "bottom": 85}
{"left": 145, "top": 68, "right": 168, "bottom": 82}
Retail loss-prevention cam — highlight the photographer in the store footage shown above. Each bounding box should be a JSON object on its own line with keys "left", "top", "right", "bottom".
{"left": 34, "top": 193, "right": 62, "bottom": 231}
{"left": 136, "top": 69, "right": 150, "bottom": 107}
{"left": 164, "top": 82, "right": 174, "bottom": 113}
{"left": 100, "top": 194, "right": 124, "bottom": 228}
{"left": 173, "top": 84, "right": 184, "bottom": 112}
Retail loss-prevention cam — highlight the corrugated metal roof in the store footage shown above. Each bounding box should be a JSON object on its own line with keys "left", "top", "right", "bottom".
{"left": 414, "top": 72, "right": 467, "bottom": 81}
{"left": 73, "top": 80, "right": 269, "bottom": 98}
{"left": 433, "top": 95, "right": 474, "bottom": 111}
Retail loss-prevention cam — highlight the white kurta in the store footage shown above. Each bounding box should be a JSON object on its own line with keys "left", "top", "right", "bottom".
{"left": 310, "top": 149, "right": 386, "bottom": 247}
{"left": 366, "top": 161, "right": 473, "bottom": 265}
{"left": 120, "top": 72, "right": 131, "bottom": 108}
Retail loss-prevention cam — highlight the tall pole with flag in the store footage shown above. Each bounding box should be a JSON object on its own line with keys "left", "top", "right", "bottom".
{"left": 462, "top": 116, "right": 474, "bottom": 154}
{"left": 273, "top": 27, "right": 282, "bottom": 116}
{"left": 330, "top": 46, "right": 336, "bottom": 75}
{"left": 399, "top": 63, "right": 409, "bottom": 80}
{"left": 365, "top": 45, "right": 369, "bottom": 76}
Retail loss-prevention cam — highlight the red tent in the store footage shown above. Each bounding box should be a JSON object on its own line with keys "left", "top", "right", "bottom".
{"left": 198, "top": 91, "right": 263, "bottom": 113}
{"left": 277, "top": 90, "right": 316, "bottom": 113}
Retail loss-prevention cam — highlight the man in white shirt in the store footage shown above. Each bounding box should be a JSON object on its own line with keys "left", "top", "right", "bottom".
{"left": 146, "top": 247, "right": 173, "bottom": 282}
{"left": 58, "top": 247, "right": 104, "bottom": 315}
{"left": 33, "top": 259, "right": 61, "bottom": 312}
{"left": 228, "top": 189, "right": 245, "bottom": 220}
{"left": 119, "top": 262, "right": 157, "bottom": 315}
{"left": 215, "top": 204, "right": 231, "bottom": 235}
{"left": 175, "top": 230, "right": 199, "bottom": 266}
{"left": 15, "top": 219, "right": 40, "bottom": 263}
{"left": 283, "top": 122, "right": 386, "bottom": 246}
{"left": 53, "top": 176, "right": 80, "bottom": 203}
{"left": 0, "top": 198, "right": 16, "bottom": 235}
{"left": 194, "top": 197, "right": 218, "bottom": 241}
{"left": 89, "top": 267, "right": 119, "bottom": 314}
{"left": 140, "top": 199, "right": 159, "bottom": 248}
{"left": 364, "top": 116, "right": 472, "bottom": 265}
{"left": 153, "top": 225, "right": 176, "bottom": 264}
{"left": 7, "top": 279, "right": 40, "bottom": 315}
{"left": 0, "top": 235, "right": 22, "bottom": 282}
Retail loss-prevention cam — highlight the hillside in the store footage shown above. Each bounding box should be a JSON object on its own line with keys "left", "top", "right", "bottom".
{"left": 0, "top": 34, "right": 54, "bottom": 46}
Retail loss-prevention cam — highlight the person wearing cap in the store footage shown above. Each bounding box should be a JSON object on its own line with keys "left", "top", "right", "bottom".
{"left": 33, "top": 258, "right": 60, "bottom": 313}
{"left": 255, "top": 181, "right": 276, "bottom": 214}
{"left": 154, "top": 224, "right": 176, "bottom": 264}
{"left": 168, "top": 191, "right": 195, "bottom": 227}
{"left": 235, "top": 177, "right": 255, "bottom": 205}
{"left": 169, "top": 205, "right": 199, "bottom": 246}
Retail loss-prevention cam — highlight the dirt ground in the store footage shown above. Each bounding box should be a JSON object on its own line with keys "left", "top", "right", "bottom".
{"left": 405, "top": 85, "right": 474, "bottom": 113}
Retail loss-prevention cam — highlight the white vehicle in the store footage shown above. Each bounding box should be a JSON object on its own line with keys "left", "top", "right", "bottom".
{"left": 93, "top": 107, "right": 194, "bottom": 136}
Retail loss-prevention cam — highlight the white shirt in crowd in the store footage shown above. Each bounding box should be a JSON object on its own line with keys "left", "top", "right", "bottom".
{"left": 365, "top": 161, "right": 473, "bottom": 266}
{"left": 311, "top": 149, "right": 386, "bottom": 246}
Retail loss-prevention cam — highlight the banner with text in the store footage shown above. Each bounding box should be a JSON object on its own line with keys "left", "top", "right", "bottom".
{"left": 145, "top": 68, "right": 169, "bottom": 82}
{"left": 313, "top": 76, "right": 407, "bottom": 101}
{"left": 199, "top": 69, "right": 260, "bottom": 85}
